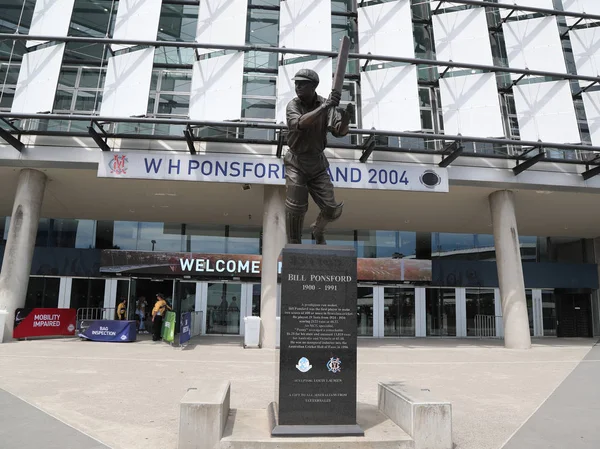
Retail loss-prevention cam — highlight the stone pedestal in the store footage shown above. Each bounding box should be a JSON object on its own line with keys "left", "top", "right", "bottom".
{"left": 272, "top": 244, "right": 363, "bottom": 437}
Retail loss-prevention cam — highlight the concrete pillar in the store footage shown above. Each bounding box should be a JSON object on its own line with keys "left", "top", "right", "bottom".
{"left": 260, "top": 185, "right": 286, "bottom": 348}
{"left": 489, "top": 190, "right": 531, "bottom": 349}
{"left": 0, "top": 169, "right": 47, "bottom": 342}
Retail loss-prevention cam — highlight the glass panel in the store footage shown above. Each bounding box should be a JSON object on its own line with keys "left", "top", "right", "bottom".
{"left": 383, "top": 287, "right": 415, "bottom": 336}
{"left": 206, "top": 283, "right": 242, "bottom": 334}
{"left": 137, "top": 222, "right": 183, "bottom": 252}
{"left": 241, "top": 98, "right": 276, "bottom": 120}
{"left": 24, "top": 277, "right": 45, "bottom": 309}
{"left": 243, "top": 76, "right": 276, "bottom": 97}
{"left": 156, "top": 94, "right": 190, "bottom": 116}
{"left": 188, "top": 224, "right": 226, "bottom": 253}
{"left": 71, "top": 278, "right": 105, "bottom": 310}
{"left": 466, "top": 288, "right": 496, "bottom": 336}
{"left": 357, "top": 231, "right": 417, "bottom": 258}
{"left": 36, "top": 218, "right": 50, "bottom": 247}
{"left": 179, "top": 282, "right": 196, "bottom": 313}
{"left": 54, "top": 90, "right": 74, "bottom": 110}
{"left": 75, "top": 91, "right": 101, "bottom": 112}
{"left": 227, "top": 226, "right": 261, "bottom": 254}
{"left": 426, "top": 288, "right": 456, "bottom": 336}
{"left": 159, "top": 71, "right": 192, "bottom": 93}
{"left": 113, "top": 221, "right": 139, "bottom": 250}
{"left": 542, "top": 289, "right": 557, "bottom": 336}
{"left": 357, "top": 287, "right": 374, "bottom": 336}
{"left": 79, "top": 68, "right": 105, "bottom": 88}
{"left": 247, "top": 10, "right": 278, "bottom": 46}
{"left": 49, "top": 219, "right": 96, "bottom": 248}
{"left": 252, "top": 284, "right": 261, "bottom": 317}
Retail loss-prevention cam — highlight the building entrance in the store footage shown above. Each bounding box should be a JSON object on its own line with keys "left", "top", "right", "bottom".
{"left": 129, "top": 278, "right": 174, "bottom": 333}
{"left": 556, "top": 290, "right": 593, "bottom": 338}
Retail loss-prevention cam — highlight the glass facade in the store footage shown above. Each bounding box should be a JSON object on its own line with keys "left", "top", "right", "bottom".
{"left": 25, "top": 277, "right": 60, "bottom": 309}
{"left": 0, "top": 215, "right": 593, "bottom": 265}
{"left": 1, "top": 0, "right": 598, "bottom": 162}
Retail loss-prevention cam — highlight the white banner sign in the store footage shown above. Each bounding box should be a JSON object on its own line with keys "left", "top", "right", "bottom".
{"left": 97, "top": 152, "right": 449, "bottom": 193}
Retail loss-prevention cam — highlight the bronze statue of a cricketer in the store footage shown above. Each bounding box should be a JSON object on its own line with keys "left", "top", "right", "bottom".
{"left": 284, "top": 68, "right": 354, "bottom": 245}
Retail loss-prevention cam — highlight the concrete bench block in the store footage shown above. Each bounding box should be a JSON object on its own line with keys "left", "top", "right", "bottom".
{"left": 178, "top": 380, "right": 231, "bottom": 449}
{"left": 378, "top": 382, "right": 452, "bottom": 449}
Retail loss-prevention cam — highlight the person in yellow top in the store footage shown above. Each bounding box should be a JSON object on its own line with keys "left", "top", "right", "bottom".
{"left": 116, "top": 297, "right": 127, "bottom": 320}
{"left": 152, "top": 293, "right": 171, "bottom": 341}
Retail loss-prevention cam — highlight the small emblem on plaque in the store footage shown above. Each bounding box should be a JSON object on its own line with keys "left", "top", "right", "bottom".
{"left": 327, "top": 357, "right": 342, "bottom": 373}
{"left": 296, "top": 357, "right": 312, "bottom": 373}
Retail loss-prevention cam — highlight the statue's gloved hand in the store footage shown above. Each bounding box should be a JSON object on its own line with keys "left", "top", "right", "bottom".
{"left": 344, "top": 103, "right": 355, "bottom": 120}
{"left": 324, "top": 90, "right": 341, "bottom": 108}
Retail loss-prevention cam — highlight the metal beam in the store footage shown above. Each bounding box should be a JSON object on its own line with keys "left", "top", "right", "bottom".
{"left": 359, "top": 133, "right": 377, "bottom": 163}
{"left": 2, "top": 112, "right": 599, "bottom": 155}
{"left": 1, "top": 34, "right": 600, "bottom": 86}
{"left": 513, "top": 149, "right": 545, "bottom": 175}
{"left": 0, "top": 127, "right": 24, "bottom": 152}
{"left": 582, "top": 164, "right": 600, "bottom": 180}
{"left": 88, "top": 126, "right": 111, "bottom": 152}
{"left": 441, "top": 0, "right": 600, "bottom": 22}
{"left": 183, "top": 126, "right": 196, "bottom": 155}
{"left": 438, "top": 141, "right": 463, "bottom": 168}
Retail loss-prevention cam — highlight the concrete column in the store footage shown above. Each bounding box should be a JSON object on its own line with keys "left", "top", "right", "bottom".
{"left": 260, "top": 185, "right": 286, "bottom": 348}
{"left": 489, "top": 190, "right": 531, "bottom": 349}
{"left": 0, "top": 169, "right": 47, "bottom": 342}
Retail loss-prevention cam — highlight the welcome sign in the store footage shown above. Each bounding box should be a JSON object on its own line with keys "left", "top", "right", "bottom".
{"left": 97, "top": 152, "right": 449, "bottom": 193}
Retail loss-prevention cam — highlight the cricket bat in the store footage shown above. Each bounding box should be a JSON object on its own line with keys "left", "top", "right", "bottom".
{"left": 328, "top": 36, "right": 350, "bottom": 128}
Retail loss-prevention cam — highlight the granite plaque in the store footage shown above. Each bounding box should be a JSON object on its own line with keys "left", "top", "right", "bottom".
{"left": 272, "top": 244, "right": 363, "bottom": 437}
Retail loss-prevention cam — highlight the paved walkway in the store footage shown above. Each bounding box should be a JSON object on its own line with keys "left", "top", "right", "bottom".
{"left": 0, "top": 388, "right": 109, "bottom": 449}
{"left": 0, "top": 337, "right": 597, "bottom": 449}
{"left": 502, "top": 342, "right": 600, "bottom": 449}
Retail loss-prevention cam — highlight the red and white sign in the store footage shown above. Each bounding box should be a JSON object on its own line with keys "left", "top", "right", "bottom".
{"left": 13, "top": 308, "right": 77, "bottom": 339}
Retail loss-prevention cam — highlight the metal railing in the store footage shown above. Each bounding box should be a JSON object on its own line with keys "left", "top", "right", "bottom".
{"left": 475, "top": 314, "right": 498, "bottom": 338}
{"left": 76, "top": 307, "right": 115, "bottom": 329}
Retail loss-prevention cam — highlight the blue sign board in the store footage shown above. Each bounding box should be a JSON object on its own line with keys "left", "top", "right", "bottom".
{"left": 180, "top": 312, "right": 192, "bottom": 345}
{"left": 79, "top": 320, "right": 137, "bottom": 342}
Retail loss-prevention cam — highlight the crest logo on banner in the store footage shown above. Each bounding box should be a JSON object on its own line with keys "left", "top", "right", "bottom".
{"left": 109, "top": 154, "right": 128, "bottom": 175}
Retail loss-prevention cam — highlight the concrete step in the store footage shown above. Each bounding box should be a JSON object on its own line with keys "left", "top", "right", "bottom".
{"left": 220, "top": 403, "right": 414, "bottom": 449}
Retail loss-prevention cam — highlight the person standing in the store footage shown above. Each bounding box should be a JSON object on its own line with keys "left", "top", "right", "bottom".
{"left": 152, "top": 293, "right": 171, "bottom": 341}
{"left": 116, "top": 297, "right": 127, "bottom": 320}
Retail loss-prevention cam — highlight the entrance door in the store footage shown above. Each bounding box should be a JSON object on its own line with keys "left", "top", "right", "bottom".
{"left": 557, "top": 292, "right": 592, "bottom": 338}
{"left": 206, "top": 282, "right": 242, "bottom": 334}
{"left": 129, "top": 278, "right": 174, "bottom": 333}
{"left": 383, "top": 287, "right": 415, "bottom": 337}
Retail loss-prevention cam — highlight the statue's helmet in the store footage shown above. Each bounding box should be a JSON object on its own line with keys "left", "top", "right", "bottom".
{"left": 291, "top": 69, "right": 319, "bottom": 86}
